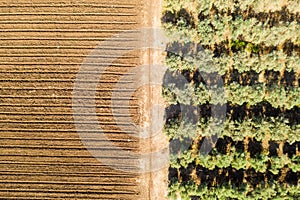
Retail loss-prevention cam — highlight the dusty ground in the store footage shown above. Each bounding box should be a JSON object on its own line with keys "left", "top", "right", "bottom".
{"left": 0, "top": 0, "right": 170, "bottom": 199}
{"left": 139, "top": 0, "right": 169, "bottom": 199}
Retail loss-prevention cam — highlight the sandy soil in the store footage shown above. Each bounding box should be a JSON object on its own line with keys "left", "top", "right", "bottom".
{"left": 139, "top": 0, "right": 169, "bottom": 199}
{"left": 0, "top": 0, "right": 169, "bottom": 199}
{"left": 0, "top": 0, "right": 143, "bottom": 199}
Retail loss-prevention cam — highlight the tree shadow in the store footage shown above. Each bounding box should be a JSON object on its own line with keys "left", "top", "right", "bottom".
{"left": 162, "top": 8, "right": 195, "bottom": 28}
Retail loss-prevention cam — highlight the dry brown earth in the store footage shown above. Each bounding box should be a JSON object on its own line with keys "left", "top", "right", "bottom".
{"left": 0, "top": 0, "right": 162, "bottom": 199}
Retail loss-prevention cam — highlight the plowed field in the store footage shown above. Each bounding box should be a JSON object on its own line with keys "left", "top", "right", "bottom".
{"left": 0, "top": 0, "right": 149, "bottom": 199}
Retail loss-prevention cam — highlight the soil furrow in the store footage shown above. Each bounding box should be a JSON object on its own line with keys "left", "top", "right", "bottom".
{"left": 0, "top": 0, "right": 147, "bottom": 199}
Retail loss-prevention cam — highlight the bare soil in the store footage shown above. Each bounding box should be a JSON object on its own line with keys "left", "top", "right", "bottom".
{"left": 0, "top": 0, "right": 165, "bottom": 199}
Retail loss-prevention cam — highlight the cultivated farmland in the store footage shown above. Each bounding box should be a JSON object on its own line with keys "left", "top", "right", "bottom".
{"left": 162, "top": 0, "right": 300, "bottom": 199}
{"left": 0, "top": 0, "right": 150, "bottom": 199}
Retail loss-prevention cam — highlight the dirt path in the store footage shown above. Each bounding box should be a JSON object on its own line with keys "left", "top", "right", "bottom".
{"left": 140, "top": 0, "right": 169, "bottom": 199}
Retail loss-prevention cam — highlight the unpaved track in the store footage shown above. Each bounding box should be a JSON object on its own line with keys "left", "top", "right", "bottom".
{"left": 0, "top": 0, "right": 148, "bottom": 199}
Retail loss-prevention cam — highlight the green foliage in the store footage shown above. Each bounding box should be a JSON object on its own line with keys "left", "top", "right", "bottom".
{"left": 165, "top": 116, "right": 299, "bottom": 143}
{"left": 197, "top": 0, "right": 300, "bottom": 16}
{"left": 230, "top": 39, "right": 247, "bottom": 50}
{"left": 195, "top": 147, "right": 299, "bottom": 173}
{"left": 164, "top": 14, "right": 300, "bottom": 47}
{"left": 163, "top": 0, "right": 300, "bottom": 199}
{"left": 168, "top": 180, "right": 300, "bottom": 199}
{"left": 214, "top": 50, "right": 300, "bottom": 74}
{"left": 163, "top": 118, "right": 198, "bottom": 141}
{"left": 164, "top": 81, "right": 300, "bottom": 109}
{"left": 165, "top": 48, "right": 300, "bottom": 75}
